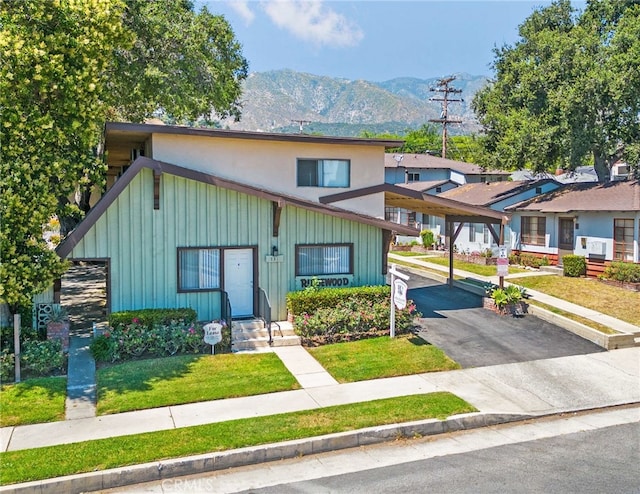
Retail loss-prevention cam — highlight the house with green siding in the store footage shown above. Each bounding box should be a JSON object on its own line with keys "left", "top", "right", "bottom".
{"left": 52, "top": 123, "right": 419, "bottom": 324}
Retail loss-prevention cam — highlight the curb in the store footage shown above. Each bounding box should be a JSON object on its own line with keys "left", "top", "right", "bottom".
{"left": 1, "top": 412, "right": 529, "bottom": 494}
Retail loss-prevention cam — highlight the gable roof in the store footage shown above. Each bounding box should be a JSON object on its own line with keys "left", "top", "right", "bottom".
{"left": 57, "top": 157, "right": 419, "bottom": 258}
{"left": 439, "top": 179, "right": 556, "bottom": 207}
{"left": 395, "top": 179, "right": 456, "bottom": 193}
{"left": 319, "top": 184, "right": 509, "bottom": 224}
{"left": 385, "top": 153, "right": 510, "bottom": 176}
{"left": 506, "top": 180, "right": 640, "bottom": 213}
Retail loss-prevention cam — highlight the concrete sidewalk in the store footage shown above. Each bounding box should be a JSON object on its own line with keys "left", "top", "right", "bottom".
{"left": 2, "top": 347, "right": 638, "bottom": 453}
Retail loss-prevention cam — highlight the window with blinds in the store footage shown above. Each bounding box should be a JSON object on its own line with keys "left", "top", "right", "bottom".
{"left": 178, "top": 248, "right": 220, "bottom": 291}
{"left": 296, "top": 244, "right": 353, "bottom": 276}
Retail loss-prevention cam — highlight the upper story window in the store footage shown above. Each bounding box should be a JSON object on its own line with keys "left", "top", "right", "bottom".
{"left": 407, "top": 172, "right": 420, "bottom": 182}
{"left": 521, "top": 216, "right": 546, "bottom": 246}
{"left": 297, "top": 159, "right": 350, "bottom": 187}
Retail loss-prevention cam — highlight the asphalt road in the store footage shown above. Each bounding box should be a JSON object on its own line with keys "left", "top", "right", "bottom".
{"left": 406, "top": 272, "right": 605, "bottom": 368}
{"left": 242, "top": 420, "right": 639, "bottom": 494}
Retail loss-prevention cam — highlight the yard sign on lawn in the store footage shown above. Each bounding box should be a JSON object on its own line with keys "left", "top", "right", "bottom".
{"left": 389, "top": 263, "right": 410, "bottom": 338}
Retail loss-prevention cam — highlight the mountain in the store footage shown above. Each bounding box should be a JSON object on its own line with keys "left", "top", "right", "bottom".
{"left": 219, "top": 69, "right": 489, "bottom": 136}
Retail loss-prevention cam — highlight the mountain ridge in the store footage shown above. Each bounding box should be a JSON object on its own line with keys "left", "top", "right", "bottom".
{"left": 220, "top": 69, "right": 489, "bottom": 136}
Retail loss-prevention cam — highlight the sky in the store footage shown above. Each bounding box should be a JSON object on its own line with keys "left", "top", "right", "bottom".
{"left": 202, "top": 0, "right": 586, "bottom": 82}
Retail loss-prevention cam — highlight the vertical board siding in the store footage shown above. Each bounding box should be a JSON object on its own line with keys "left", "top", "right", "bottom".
{"left": 68, "top": 168, "right": 384, "bottom": 321}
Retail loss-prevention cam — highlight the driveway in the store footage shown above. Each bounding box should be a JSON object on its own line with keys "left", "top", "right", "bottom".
{"left": 404, "top": 272, "right": 605, "bottom": 368}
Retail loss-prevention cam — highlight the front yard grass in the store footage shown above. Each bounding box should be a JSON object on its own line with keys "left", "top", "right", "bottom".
{"left": 508, "top": 275, "right": 640, "bottom": 327}
{"left": 308, "top": 334, "right": 460, "bottom": 383}
{"left": 0, "top": 377, "right": 67, "bottom": 427}
{"left": 97, "top": 353, "right": 300, "bottom": 415}
{"left": 0, "top": 392, "right": 476, "bottom": 485}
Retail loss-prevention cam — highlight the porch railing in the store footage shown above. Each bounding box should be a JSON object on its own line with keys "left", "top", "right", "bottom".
{"left": 221, "top": 291, "right": 232, "bottom": 328}
{"left": 257, "top": 287, "right": 281, "bottom": 345}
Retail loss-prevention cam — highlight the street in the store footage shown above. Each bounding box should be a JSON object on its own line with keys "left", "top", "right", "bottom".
{"left": 98, "top": 406, "right": 639, "bottom": 493}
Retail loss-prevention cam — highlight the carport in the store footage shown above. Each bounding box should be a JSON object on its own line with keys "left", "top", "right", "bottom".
{"left": 320, "top": 183, "right": 510, "bottom": 286}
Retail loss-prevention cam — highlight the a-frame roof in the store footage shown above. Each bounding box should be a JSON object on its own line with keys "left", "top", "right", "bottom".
{"left": 57, "top": 157, "right": 419, "bottom": 258}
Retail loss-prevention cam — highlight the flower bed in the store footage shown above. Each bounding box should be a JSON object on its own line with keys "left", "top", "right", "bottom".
{"left": 598, "top": 278, "right": 640, "bottom": 292}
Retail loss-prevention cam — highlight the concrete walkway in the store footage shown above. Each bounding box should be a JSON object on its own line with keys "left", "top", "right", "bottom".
{"left": 65, "top": 335, "right": 96, "bottom": 420}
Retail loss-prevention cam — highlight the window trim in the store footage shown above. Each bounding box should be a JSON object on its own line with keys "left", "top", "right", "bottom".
{"left": 521, "top": 216, "right": 546, "bottom": 246}
{"left": 295, "top": 243, "right": 354, "bottom": 276}
{"left": 296, "top": 158, "right": 351, "bottom": 188}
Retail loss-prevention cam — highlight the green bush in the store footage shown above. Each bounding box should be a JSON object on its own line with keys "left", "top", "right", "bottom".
{"left": 519, "top": 253, "right": 544, "bottom": 268}
{"left": 109, "top": 308, "right": 197, "bottom": 330}
{"left": 420, "top": 229, "right": 435, "bottom": 249}
{"left": 602, "top": 261, "right": 640, "bottom": 283}
{"left": 286, "top": 285, "right": 390, "bottom": 317}
{"left": 0, "top": 326, "right": 39, "bottom": 351}
{"left": 90, "top": 319, "right": 213, "bottom": 363}
{"left": 21, "top": 339, "right": 65, "bottom": 376}
{"left": 563, "top": 255, "right": 586, "bottom": 277}
{"left": 294, "top": 298, "right": 420, "bottom": 343}
{"left": 508, "top": 253, "right": 521, "bottom": 265}
{"left": 0, "top": 348, "right": 14, "bottom": 382}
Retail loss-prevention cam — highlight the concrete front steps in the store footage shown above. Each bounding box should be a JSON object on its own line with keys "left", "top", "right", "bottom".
{"left": 231, "top": 319, "right": 301, "bottom": 352}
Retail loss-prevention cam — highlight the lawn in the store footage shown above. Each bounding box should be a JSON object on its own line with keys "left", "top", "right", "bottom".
{"left": 0, "top": 377, "right": 67, "bottom": 427}
{"left": 509, "top": 275, "right": 640, "bottom": 327}
{"left": 0, "top": 392, "right": 476, "bottom": 485}
{"left": 96, "top": 353, "right": 300, "bottom": 415}
{"left": 308, "top": 334, "right": 460, "bottom": 382}
{"left": 417, "top": 256, "right": 529, "bottom": 277}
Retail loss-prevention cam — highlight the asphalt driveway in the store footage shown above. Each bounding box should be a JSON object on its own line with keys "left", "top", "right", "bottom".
{"left": 404, "top": 272, "right": 605, "bottom": 368}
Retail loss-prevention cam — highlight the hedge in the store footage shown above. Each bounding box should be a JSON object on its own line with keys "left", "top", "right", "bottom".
{"left": 602, "top": 261, "right": 640, "bottom": 283}
{"left": 562, "top": 255, "right": 586, "bottom": 277}
{"left": 286, "top": 285, "right": 390, "bottom": 316}
{"left": 109, "top": 308, "right": 197, "bottom": 329}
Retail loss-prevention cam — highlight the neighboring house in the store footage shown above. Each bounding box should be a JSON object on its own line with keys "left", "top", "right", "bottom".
{"left": 46, "top": 123, "right": 419, "bottom": 323}
{"left": 384, "top": 153, "right": 510, "bottom": 234}
{"left": 385, "top": 153, "right": 510, "bottom": 186}
{"left": 433, "top": 179, "right": 561, "bottom": 253}
{"left": 506, "top": 180, "right": 640, "bottom": 269}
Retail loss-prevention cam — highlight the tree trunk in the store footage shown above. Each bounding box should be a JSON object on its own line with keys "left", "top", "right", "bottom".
{"left": 593, "top": 150, "right": 610, "bottom": 182}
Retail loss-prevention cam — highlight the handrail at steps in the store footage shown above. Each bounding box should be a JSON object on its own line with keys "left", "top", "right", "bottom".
{"left": 221, "top": 290, "right": 232, "bottom": 329}
{"left": 257, "top": 287, "right": 281, "bottom": 345}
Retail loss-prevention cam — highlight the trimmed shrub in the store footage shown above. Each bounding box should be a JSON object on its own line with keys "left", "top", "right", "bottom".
{"left": 286, "top": 285, "right": 390, "bottom": 317}
{"left": 109, "top": 308, "right": 197, "bottom": 330}
{"left": 420, "top": 229, "right": 435, "bottom": 249}
{"left": 563, "top": 255, "right": 586, "bottom": 277}
{"left": 602, "top": 261, "right": 640, "bottom": 283}
{"left": 0, "top": 348, "right": 14, "bottom": 382}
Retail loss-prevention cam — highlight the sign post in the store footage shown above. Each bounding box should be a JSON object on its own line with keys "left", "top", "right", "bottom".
{"left": 389, "top": 264, "right": 410, "bottom": 338}
{"left": 203, "top": 322, "right": 223, "bottom": 354}
{"left": 497, "top": 245, "right": 509, "bottom": 288}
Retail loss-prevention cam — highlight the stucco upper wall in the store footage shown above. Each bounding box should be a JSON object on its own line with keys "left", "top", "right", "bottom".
{"left": 151, "top": 134, "right": 385, "bottom": 216}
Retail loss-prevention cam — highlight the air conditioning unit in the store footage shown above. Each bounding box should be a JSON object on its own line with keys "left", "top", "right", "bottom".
{"left": 611, "top": 164, "right": 629, "bottom": 181}
{"left": 587, "top": 241, "right": 606, "bottom": 256}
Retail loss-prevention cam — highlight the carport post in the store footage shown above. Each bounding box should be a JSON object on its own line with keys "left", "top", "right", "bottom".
{"left": 499, "top": 223, "right": 505, "bottom": 289}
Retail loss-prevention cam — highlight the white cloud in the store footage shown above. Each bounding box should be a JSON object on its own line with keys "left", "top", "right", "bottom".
{"left": 261, "top": 0, "right": 363, "bottom": 47}
{"left": 227, "top": 0, "right": 255, "bottom": 24}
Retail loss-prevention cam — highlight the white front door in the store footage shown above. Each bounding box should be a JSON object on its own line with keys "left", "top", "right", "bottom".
{"left": 224, "top": 248, "right": 254, "bottom": 317}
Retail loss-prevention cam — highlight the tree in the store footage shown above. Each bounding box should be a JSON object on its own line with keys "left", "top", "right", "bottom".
{"left": 0, "top": 0, "right": 248, "bottom": 313}
{"left": 0, "top": 0, "right": 131, "bottom": 312}
{"left": 472, "top": 0, "right": 640, "bottom": 181}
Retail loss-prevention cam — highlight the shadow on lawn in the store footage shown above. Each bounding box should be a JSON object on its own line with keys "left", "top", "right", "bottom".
{"left": 96, "top": 354, "right": 204, "bottom": 395}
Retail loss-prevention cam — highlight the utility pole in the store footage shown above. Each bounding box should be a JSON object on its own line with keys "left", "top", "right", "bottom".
{"left": 291, "top": 119, "right": 311, "bottom": 133}
{"left": 429, "top": 76, "right": 463, "bottom": 159}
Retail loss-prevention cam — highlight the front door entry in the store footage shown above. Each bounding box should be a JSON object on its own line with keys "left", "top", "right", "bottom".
{"left": 224, "top": 248, "right": 254, "bottom": 317}
{"left": 558, "top": 218, "right": 575, "bottom": 264}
